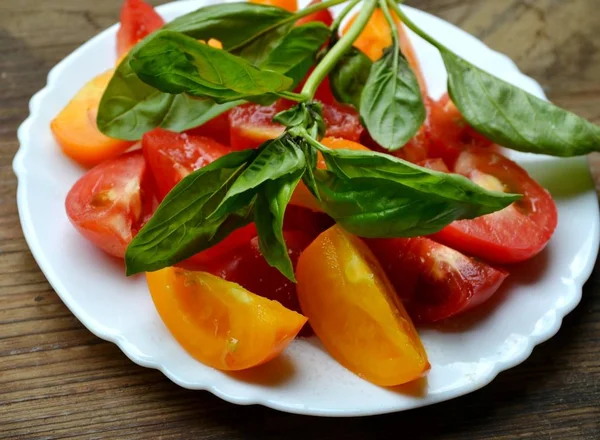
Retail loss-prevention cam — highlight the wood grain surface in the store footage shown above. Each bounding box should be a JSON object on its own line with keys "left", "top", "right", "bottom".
{"left": 1, "top": 0, "right": 599, "bottom": 438}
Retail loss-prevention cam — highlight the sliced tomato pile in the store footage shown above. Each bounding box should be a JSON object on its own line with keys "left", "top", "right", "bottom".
{"left": 57, "top": 0, "right": 560, "bottom": 382}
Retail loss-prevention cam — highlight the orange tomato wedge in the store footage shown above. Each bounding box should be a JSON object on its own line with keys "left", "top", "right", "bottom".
{"left": 250, "top": 0, "right": 297, "bottom": 12}
{"left": 50, "top": 70, "right": 134, "bottom": 168}
{"left": 345, "top": 9, "right": 427, "bottom": 94}
{"left": 296, "top": 225, "right": 430, "bottom": 386}
{"left": 146, "top": 268, "right": 307, "bottom": 371}
{"left": 290, "top": 137, "right": 371, "bottom": 212}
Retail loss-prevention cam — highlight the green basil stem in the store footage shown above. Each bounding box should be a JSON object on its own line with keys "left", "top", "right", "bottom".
{"left": 278, "top": 90, "right": 309, "bottom": 102}
{"left": 379, "top": 0, "right": 399, "bottom": 50}
{"left": 301, "top": 0, "right": 378, "bottom": 99}
{"left": 293, "top": 0, "right": 350, "bottom": 21}
{"left": 330, "top": 0, "right": 361, "bottom": 34}
{"left": 387, "top": 0, "right": 443, "bottom": 49}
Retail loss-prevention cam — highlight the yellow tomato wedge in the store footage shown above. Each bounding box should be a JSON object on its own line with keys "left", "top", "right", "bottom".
{"left": 250, "top": 0, "right": 297, "bottom": 12}
{"left": 290, "top": 137, "right": 371, "bottom": 212}
{"left": 50, "top": 70, "right": 134, "bottom": 168}
{"left": 147, "top": 268, "right": 307, "bottom": 371}
{"left": 345, "top": 9, "right": 427, "bottom": 94}
{"left": 296, "top": 225, "right": 430, "bottom": 386}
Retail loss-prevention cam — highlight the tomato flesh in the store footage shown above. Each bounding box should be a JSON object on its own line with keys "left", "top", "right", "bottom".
{"left": 296, "top": 225, "right": 430, "bottom": 386}
{"left": 65, "top": 151, "right": 153, "bottom": 258}
{"left": 142, "top": 128, "right": 229, "bottom": 201}
{"left": 51, "top": 70, "right": 134, "bottom": 168}
{"left": 367, "top": 237, "right": 508, "bottom": 323}
{"left": 204, "top": 230, "right": 313, "bottom": 319}
{"left": 117, "top": 0, "right": 165, "bottom": 58}
{"left": 229, "top": 100, "right": 363, "bottom": 150}
{"left": 147, "top": 268, "right": 307, "bottom": 371}
{"left": 249, "top": 0, "right": 297, "bottom": 11}
{"left": 432, "top": 150, "right": 558, "bottom": 264}
{"left": 185, "top": 111, "right": 231, "bottom": 146}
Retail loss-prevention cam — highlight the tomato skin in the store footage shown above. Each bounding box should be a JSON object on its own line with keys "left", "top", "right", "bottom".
{"left": 426, "top": 94, "right": 495, "bottom": 167}
{"left": 142, "top": 128, "right": 229, "bottom": 201}
{"left": 65, "top": 151, "right": 153, "bottom": 258}
{"left": 185, "top": 111, "right": 231, "bottom": 146}
{"left": 366, "top": 237, "right": 508, "bottom": 324}
{"left": 296, "top": 0, "right": 333, "bottom": 27}
{"left": 147, "top": 268, "right": 307, "bottom": 371}
{"left": 250, "top": 0, "right": 297, "bottom": 11}
{"left": 432, "top": 150, "right": 558, "bottom": 264}
{"left": 229, "top": 100, "right": 363, "bottom": 150}
{"left": 296, "top": 225, "right": 430, "bottom": 386}
{"left": 51, "top": 70, "right": 135, "bottom": 168}
{"left": 204, "top": 231, "right": 313, "bottom": 316}
{"left": 117, "top": 0, "right": 165, "bottom": 58}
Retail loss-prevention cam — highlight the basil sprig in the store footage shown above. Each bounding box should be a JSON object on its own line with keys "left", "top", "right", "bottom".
{"left": 115, "top": 0, "right": 600, "bottom": 281}
{"left": 127, "top": 104, "right": 517, "bottom": 279}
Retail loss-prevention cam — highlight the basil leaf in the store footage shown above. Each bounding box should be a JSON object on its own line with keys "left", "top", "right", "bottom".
{"left": 254, "top": 170, "right": 304, "bottom": 282}
{"left": 312, "top": 146, "right": 519, "bottom": 237}
{"left": 165, "top": 3, "right": 293, "bottom": 50}
{"left": 261, "top": 23, "right": 331, "bottom": 85}
{"left": 315, "top": 170, "right": 508, "bottom": 238}
{"left": 300, "top": 141, "right": 321, "bottom": 200}
{"left": 125, "top": 150, "right": 256, "bottom": 275}
{"left": 360, "top": 47, "right": 425, "bottom": 150}
{"left": 330, "top": 46, "right": 372, "bottom": 109}
{"left": 211, "top": 135, "right": 306, "bottom": 218}
{"left": 97, "top": 55, "right": 240, "bottom": 140}
{"left": 129, "top": 30, "right": 293, "bottom": 102}
{"left": 442, "top": 50, "right": 600, "bottom": 157}
{"left": 274, "top": 102, "right": 326, "bottom": 139}
{"left": 232, "top": 22, "right": 295, "bottom": 67}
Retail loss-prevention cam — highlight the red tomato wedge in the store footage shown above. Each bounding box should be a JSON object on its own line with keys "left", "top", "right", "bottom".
{"left": 432, "top": 150, "right": 558, "bottom": 264}
{"left": 367, "top": 237, "right": 508, "bottom": 324}
{"left": 205, "top": 230, "right": 313, "bottom": 319}
{"left": 426, "top": 93, "right": 495, "bottom": 167}
{"left": 185, "top": 112, "right": 231, "bottom": 146}
{"left": 117, "top": 0, "right": 165, "bottom": 58}
{"left": 229, "top": 100, "right": 363, "bottom": 150}
{"left": 65, "top": 151, "right": 153, "bottom": 258}
{"left": 296, "top": 0, "right": 333, "bottom": 27}
{"left": 142, "top": 128, "right": 229, "bottom": 201}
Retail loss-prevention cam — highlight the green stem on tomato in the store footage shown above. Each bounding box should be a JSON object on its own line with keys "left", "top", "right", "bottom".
{"left": 301, "top": 0, "right": 378, "bottom": 99}
{"left": 330, "top": 0, "right": 361, "bottom": 34}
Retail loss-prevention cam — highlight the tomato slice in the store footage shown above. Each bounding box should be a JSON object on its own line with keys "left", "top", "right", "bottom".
{"left": 142, "top": 128, "right": 229, "bottom": 201}
{"left": 296, "top": 225, "right": 430, "bottom": 386}
{"left": 51, "top": 70, "right": 135, "bottom": 168}
{"left": 367, "top": 237, "right": 508, "bottom": 324}
{"left": 185, "top": 111, "right": 231, "bottom": 146}
{"left": 426, "top": 93, "right": 495, "bottom": 167}
{"left": 249, "top": 0, "right": 297, "bottom": 11}
{"left": 229, "top": 100, "right": 363, "bottom": 150}
{"left": 117, "top": 0, "right": 165, "bottom": 58}
{"left": 432, "top": 150, "right": 558, "bottom": 264}
{"left": 205, "top": 230, "right": 313, "bottom": 318}
{"left": 296, "top": 0, "right": 333, "bottom": 27}
{"left": 147, "top": 268, "right": 307, "bottom": 371}
{"left": 65, "top": 151, "right": 153, "bottom": 258}
{"left": 346, "top": 8, "right": 426, "bottom": 94}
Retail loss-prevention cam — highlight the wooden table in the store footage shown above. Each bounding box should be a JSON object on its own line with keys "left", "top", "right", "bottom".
{"left": 1, "top": 0, "right": 599, "bottom": 438}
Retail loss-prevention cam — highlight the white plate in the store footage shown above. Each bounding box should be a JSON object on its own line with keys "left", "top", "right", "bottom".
{"left": 14, "top": 0, "right": 600, "bottom": 417}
